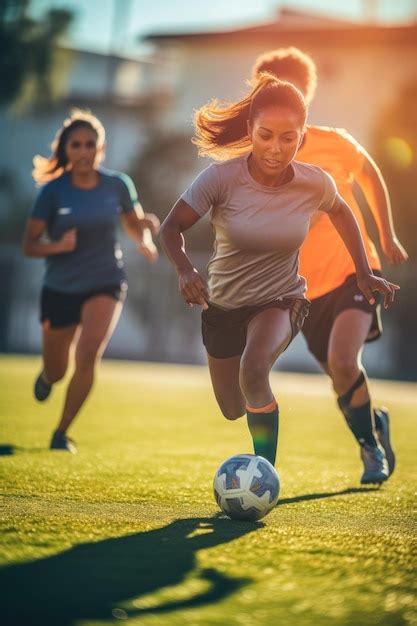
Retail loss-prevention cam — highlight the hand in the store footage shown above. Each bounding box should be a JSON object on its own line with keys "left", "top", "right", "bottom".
{"left": 138, "top": 239, "right": 158, "bottom": 263}
{"left": 141, "top": 213, "right": 160, "bottom": 236}
{"left": 58, "top": 228, "right": 77, "bottom": 253}
{"left": 179, "top": 268, "right": 209, "bottom": 310}
{"left": 357, "top": 273, "right": 400, "bottom": 309}
{"left": 381, "top": 235, "right": 408, "bottom": 265}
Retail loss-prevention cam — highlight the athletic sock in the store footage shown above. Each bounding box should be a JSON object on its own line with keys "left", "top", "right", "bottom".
{"left": 340, "top": 400, "right": 378, "bottom": 448}
{"left": 337, "top": 371, "right": 378, "bottom": 447}
{"left": 246, "top": 398, "right": 279, "bottom": 465}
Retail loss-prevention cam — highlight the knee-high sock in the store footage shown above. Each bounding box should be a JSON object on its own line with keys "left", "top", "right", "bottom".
{"left": 246, "top": 399, "right": 279, "bottom": 465}
{"left": 337, "top": 371, "right": 377, "bottom": 448}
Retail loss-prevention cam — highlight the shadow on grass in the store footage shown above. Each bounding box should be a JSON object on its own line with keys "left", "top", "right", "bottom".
{"left": 0, "top": 445, "right": 15, "bottom": 456}
{"left": 0, "top": 444, "right": 48, "bottom": 456}
{"left": 0, "top": 514, "right": 259, "bottom": 626}
{"left": 278, "top": 486, "right": 381, "bottom": 506}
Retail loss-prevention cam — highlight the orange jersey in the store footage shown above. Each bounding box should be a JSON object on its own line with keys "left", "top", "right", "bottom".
{"left": 296, "top": 126, "right": 381, "bottom": 300}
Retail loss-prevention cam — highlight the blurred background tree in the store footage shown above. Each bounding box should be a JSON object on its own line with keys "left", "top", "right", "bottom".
{"left": 0, "top": 0, "right": 73, "bottom": 109}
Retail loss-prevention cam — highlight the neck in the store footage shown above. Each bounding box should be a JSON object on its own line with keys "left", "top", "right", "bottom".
{"left": 70, "top": 169, "right": 99, "bottom": 189}
{"left": 247, "top": 155, "right": 291, "bottom": 188}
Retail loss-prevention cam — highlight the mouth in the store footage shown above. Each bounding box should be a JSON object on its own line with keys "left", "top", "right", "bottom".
{"left": 264, "top": 159, "right": 282, "bottom": 168}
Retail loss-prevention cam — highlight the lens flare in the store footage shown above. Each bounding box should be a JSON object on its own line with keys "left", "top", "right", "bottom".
{"left": 383, "top": 137, "right": 413, "bottom": 169}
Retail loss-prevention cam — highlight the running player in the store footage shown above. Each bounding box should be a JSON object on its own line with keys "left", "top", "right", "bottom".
{"left": 23, "top": 109, "right": 159, "bottom": 453}
{"left": 252, "top": 47, "right": 408, "bottom": 483}
{"left": 159, "top": 74, "right": 398, "bottom": 479}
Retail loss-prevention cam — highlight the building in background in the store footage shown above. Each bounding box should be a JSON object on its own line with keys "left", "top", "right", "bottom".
{"left": 1, "top": 6, "right": 416, "bottom": 378}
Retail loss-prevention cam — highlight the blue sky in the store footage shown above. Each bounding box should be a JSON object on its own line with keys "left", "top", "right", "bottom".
{"left": 30, "top": 0, "right": 417, "bottom": 55}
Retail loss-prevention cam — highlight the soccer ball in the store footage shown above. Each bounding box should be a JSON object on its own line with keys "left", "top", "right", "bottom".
{"left": 213, "top": 454, "right": 280, "bottom": 521}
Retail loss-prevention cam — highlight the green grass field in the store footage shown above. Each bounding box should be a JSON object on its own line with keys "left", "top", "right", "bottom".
{"left": 0, "top": 355, "right": 415, "bottom": 626}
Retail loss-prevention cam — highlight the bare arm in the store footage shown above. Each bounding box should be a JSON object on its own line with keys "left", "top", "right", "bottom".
{"left": 22, "top": 218, "right": 76, "bottom": 257}
{"left": 120, "top": 203, "right": 160, "bottom": 264}
{"left": 355, "top": 153, "right": 408, "bottom": 264}
{"left": 159, "top": 198, "right": 209, "bottom": 309}
{"left": 327, "top": 195, "right": 399, "bottom": 308}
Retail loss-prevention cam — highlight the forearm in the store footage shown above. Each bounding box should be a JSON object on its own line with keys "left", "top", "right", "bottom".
{"left": 328, "top": 198, "right": 372, "bottom": 277}
{"left": 23, "top": 238, "right": 65, "bottom": 258}
{"left": 356, "top": 159, "right": 396, "bottom": 242}
{"left": 159, "top": 222, "right": 194, "bottom": 275}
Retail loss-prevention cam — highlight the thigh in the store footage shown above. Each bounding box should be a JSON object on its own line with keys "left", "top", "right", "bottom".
{"left": 76, "top": 295, "right": 123, "bottom": 359}
{"left": 244, "top": 307, "right": 292, "bottom": 367}
{"left": 207, "top": 353, "right": 246, "bottom": 419}
{"left": 328, "top": 308, "right": 373, "bottom": 363}
{"left": 42, "top": 324, "right": 79, "bottom": 375}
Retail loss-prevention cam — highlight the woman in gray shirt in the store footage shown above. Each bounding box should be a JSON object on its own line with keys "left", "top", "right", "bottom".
{"left": 160, "top": 74, "right": 398, "bottom": 471}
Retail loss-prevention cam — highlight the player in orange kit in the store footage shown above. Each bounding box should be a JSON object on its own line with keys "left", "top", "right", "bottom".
{"left": 252, "top": 48, "right": 408, "bottom": 484}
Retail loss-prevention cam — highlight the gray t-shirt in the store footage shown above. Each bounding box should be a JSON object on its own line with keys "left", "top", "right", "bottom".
{"left": 30, "top": 168, "right": 136, "bottom": 293}
{"left": 181, "top": 154, "right": 337, "bottom": 309}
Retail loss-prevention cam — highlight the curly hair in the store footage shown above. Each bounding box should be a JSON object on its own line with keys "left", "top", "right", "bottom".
{"left": 252, "top": 47, "right": 317, "bottom": 105}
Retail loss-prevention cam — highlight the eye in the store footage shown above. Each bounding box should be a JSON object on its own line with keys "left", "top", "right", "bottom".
{"left": 86, "top": 140, "right": 97, "bottom": 149}
{"left": 70, "top": 141, "right": 81, "bottom": 149}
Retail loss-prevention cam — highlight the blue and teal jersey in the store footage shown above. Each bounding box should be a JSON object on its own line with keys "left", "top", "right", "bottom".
{"left": 30, "top": 168, "right": 137, "bottom": 293}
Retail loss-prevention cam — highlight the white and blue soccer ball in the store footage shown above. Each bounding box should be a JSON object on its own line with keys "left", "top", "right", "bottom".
{"left": 213, "top": 454, "right": 280, "bottom": 521}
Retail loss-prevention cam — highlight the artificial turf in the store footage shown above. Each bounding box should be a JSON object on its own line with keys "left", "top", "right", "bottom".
{"left": 0, "top": 356, "right": 415, "bottom": 626}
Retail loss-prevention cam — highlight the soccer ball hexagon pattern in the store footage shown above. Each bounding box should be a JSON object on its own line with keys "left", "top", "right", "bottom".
{"left": 213, "top": 454, "right": 280, "bottom": 521}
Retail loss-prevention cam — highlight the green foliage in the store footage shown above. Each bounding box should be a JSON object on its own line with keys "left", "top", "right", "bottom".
{"left": 0, "top": 356, "right": 415, "bottom": 625}
{"left": 0, "top": 0, "right": 73, "bottom": 108}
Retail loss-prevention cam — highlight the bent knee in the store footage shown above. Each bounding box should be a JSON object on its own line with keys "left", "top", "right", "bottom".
{"left": 76, "top": 340, "right": 103, "bottom": 368}
{"left": 219, "top": 405, "right": 246, "bottom": 421}
{"left": 328, "top": 354, "right": 360, "bottom": 382}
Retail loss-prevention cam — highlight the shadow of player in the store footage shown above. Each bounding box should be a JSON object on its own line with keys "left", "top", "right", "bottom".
{"left": 0, "top": 514, "right": 260, "bottom": 625}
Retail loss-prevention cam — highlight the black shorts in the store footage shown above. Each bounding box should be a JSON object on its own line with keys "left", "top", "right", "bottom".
{"left": 40, "top": 283, "right": 127, "bottom": 329}
{"left": 202, "top": 298, "right": 310, "bottom": 359}
{"left": 302, "top": 273, "right": 382, "bottom": 363}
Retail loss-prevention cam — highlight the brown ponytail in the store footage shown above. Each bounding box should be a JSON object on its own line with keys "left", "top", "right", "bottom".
{"left": 193, "top": 73, "right": 307, "bottom": 161}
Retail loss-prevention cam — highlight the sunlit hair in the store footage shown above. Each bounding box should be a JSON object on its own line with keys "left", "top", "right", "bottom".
{"left": 32, "top": 109, "right": 105, "bottom": 184}
{"left": 193, "top": 73, "right": 307, "bottom": 161}
{"left": 252, "top": 47, "right": 317, "bottom": 105}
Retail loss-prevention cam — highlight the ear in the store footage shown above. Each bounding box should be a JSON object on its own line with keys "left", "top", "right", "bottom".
{"left": 247, "top": 119, "right": 253, "bottom": 138}
{"left": 96, "top": 141, "right": 106, "bottom": 164}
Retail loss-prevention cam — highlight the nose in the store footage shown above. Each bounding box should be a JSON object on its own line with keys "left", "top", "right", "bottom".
{"left": 270, "top": 139, "right": 282, "bottom": 154}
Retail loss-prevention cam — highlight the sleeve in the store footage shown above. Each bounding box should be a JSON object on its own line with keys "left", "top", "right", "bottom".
{"left": 336, "top": 128, "right": 366, "bottom": 176}
{"left": 30, "top": 184, "right": 56, "bottom": 221}
{"left": 180, "top": 164, "right": 220, "bottom": 217}
{"left": 317, "top": 170, "right": 338, "bottom": 213}
{"left": 117, "top": 173, "right": 138, "bottom": 213}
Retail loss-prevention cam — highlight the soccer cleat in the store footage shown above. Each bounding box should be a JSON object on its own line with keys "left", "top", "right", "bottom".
{"left": 360, "top": 444, "right": 389, "bottom": 484}
{"left": 374, "top": 407, "right": 396, "bottom": 475}
{"left": 34, "top": 372, "right": 52, "bottom": 401}
{"left": 50, "top": 430, "right": 77, "bottom": 454}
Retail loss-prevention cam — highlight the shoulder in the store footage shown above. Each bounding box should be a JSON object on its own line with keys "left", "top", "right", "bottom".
{"left": 99, "top": 168, "right": 134, "bottom": 189}
{"left": 293, "top": 161, "right": 336, "bottom": 191}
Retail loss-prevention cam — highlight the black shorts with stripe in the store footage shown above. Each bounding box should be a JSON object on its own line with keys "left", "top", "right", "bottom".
{"left": 301, "top": 273, "right": 382, "bottom": 364}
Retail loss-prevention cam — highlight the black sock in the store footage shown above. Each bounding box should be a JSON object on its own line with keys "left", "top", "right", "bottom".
{"left": 340, "top": 400, "right": 378, "bottom": 447}
{"left": 246, "top": 401, "right": 279, "bottom": 465}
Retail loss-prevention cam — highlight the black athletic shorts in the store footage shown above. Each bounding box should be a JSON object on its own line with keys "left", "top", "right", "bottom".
{"left": 40, "top": 282, "right": 127, "bottom": 329}
{"left": 302, "top": 273, "right": 382, "bottom": 363}
{"left": 202, "top": 297, "right": 310, "bottom": 359}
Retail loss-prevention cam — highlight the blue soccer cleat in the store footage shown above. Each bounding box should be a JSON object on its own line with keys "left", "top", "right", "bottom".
{"left": 50, "top": 430, "right": 77, "bottom": 454}
{"left": 360, "top": 443, "right": 389, "bottom": 484}
{"left": 374, "top": 407, "right": 396, "bottom": 476}
{"left": 34, "top": 372, "right": 52, "bottom": 401}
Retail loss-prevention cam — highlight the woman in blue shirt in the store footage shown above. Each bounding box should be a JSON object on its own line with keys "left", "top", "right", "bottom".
{"left": 22, "top": 109, "right": 159, "bottom": 453}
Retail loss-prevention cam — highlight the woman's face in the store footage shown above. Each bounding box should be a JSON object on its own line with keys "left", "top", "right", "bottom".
{"left": 248, "top": 105, "right": 304, "bottom": 182}
{"left": 65, "top": 126, "right": 102, "bottom": 175}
